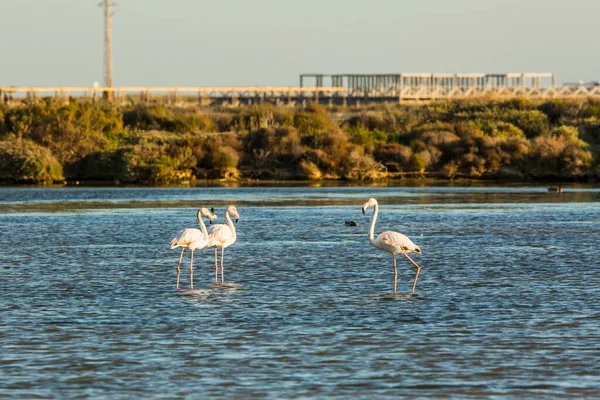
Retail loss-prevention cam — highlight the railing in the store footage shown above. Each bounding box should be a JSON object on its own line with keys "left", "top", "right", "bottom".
{"left": 0, "top": 86, "right": 346, "bottom": 102}
{"left": 395, "top": 85, "right": 600, "bottom": 100}
{"left": 1, "top": 84, "right": 599, "bottom": 103}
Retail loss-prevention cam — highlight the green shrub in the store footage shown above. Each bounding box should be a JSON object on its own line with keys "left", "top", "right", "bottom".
{"left": 122, "top": 104, "right": 200, "bottom": 133}
{"left": 3, "top": 100, "right": 120, "bottom": 169}
{"left": 0, "top": 138, "right": 63, "bottom": 183}
{"left": 1, "top": 98, "right": 598, "bottom": 184}
{"left": 479, "top": 121, "right": 526, "bottom": 141}
{"left": 538, "top": 100, "right": 588, "bottom": 124}
{"left": 347, "top": 125, "right": 386, "bottom": 152}
{"left": 409, "top": 152, "right": 428, "bottom": 173}
{"left": 293, "top": 104, "right": 337, "bottom": 141}
{"left": 581, "top": 118, "right": 600, "bottom": 146}
{"left": 505, "top": 110, "right": 549, "bottom": 137}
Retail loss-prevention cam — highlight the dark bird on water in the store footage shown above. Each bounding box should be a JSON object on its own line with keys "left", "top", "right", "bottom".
{"left": 547, "top": 185, "right": 563, "bottom": 194}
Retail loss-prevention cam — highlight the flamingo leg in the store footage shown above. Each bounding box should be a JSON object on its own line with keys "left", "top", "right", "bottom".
{"left": 190, "top": 250, "right": 194, "bottom": 290}
{"left": 221, "top": 248, "right": 225, "bottom": 283}
{"left": 176, "top": 248, "right": 185, "bottom": 289}
{"left": 214, "top": 248, "right": 219, "bottom": 284}
{"left": 404, "top": 253, "right": 422, "bottom": 293}
{"left": 393, "top": 254, "right": 398, "bottom": 293}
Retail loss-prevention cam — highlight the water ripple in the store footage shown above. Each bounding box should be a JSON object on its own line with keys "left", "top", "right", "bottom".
{"left": 1, "top": 186, "right": 599, "bottom": 398}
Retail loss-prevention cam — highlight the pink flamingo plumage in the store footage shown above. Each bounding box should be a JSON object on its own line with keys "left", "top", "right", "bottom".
{"left": 207, "top": 206, "right": 240, "bottom": 284}
{"left": 169, "top": 208, "right": 217, "bottom": 289}
{"left": 362, "top": 198, "right": 423, "bottom": 293}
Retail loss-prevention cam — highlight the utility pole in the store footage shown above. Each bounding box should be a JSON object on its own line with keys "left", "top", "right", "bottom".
{"left": 104, "top": 0, "right": 113, "bottom": 100}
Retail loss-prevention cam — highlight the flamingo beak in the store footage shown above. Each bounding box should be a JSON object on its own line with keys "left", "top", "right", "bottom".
{"left": 235, "top": 218, "right": 239, "bottom": 224}
{"left": 210, "top": 207, "right": 215, "bottom": 213}
{"left": 362, "top": 206, "right": 366, "bottom": 215}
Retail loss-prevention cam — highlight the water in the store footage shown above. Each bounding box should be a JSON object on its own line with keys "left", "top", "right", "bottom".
{"left": 1, "top": 185, "right": 600, "bottom": 398}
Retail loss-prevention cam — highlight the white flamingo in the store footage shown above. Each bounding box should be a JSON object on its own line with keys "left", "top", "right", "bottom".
{"left": 362, "top": 198, "right": 423, "bottom": 293}
{"left": 207, "top": 206, "right": 240, "bottom": 284}
{"left": 169, "top": 207, "right": 217, "bottom": 289}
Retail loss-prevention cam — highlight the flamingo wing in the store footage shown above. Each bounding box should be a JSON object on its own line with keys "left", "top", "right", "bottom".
{"left": 379, "top": 231, "right": 421, "bottom": 254}
{"left": 170, "top": 228, "right": 203, "bottom": 248}
{"left": 207, "top": 224, "right": 234, "bottom": 247}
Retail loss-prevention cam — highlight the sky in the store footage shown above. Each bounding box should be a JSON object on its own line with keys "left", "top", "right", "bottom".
{"left": 0, "top": 0, "right": 598, "bottom": 87}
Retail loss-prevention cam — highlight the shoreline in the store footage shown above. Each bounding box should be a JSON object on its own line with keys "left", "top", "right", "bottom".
{"left": 1, "top": 177, "right": 598, "bottom": 189}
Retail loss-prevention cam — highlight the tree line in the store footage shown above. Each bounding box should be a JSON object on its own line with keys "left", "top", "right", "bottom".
{"left": 0, "top": 97, "right": 599, "bottom": 184}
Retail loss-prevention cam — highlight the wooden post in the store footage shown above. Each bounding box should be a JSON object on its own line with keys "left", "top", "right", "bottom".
{"left": 521, "top": 73, "right": 525, "bottom": 90}
{"left": 399, "top": 74, "right": 403, "bottom": 104}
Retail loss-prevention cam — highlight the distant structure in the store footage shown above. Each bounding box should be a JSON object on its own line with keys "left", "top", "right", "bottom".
{"left": 0, "top": 86, "right": 345, "bottom": 105}
{"left": 103, "top": 0, "right": 113, "bottom": 98}
{"left": 563, "top": 81, "right": 600, "bottom": 89}
{"left": 2, "top": 73, "right": 600, "bottom": 105}
{"left": 300, "top": 72, "right": 562, "bottom": 100}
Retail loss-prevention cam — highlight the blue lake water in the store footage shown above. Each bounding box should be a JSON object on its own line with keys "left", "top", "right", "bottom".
{"left": 1, "top": 184, "right": 600, "bottom": 398}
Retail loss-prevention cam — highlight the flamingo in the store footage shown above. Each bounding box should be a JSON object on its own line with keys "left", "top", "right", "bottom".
{"left": 169, "top": 208, "right": 217, "bottom": 289}
{"left": 207, "top": 206, "right": 240, "bottom": 284}
{"left": 362, "top": 198, "right": 423, "bottom": 293}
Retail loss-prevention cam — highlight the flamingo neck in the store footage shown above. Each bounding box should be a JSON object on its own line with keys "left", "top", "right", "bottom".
{"left": 369, "top": 203, "right": 378, "bottom": 245}
{"left": 225, "top": 211, "right": 237, "bottom": 240}
{"left": 197, "top": 212, "right": 209, "bottom": 240}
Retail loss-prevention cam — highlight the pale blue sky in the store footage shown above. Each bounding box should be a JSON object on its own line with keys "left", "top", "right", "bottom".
{"left": 1, "top": 0, "right": 598, "bottom": 86}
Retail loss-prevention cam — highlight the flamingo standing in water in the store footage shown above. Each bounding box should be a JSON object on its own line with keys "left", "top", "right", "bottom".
{"left": 207, "top": 206, "right": 240, "bottom": 284}
{"left": 170, "top": 208, "right": 217, "bottom": 289}
{"left": 362, "top": 198, "right": 423, "bottom": 293}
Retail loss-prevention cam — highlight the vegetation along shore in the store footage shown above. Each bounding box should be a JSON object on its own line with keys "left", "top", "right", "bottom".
{"left": 0, "top": 97, "right": 599, "bottom": 184}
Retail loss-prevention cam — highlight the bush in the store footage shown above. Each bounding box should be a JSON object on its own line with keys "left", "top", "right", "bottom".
{"left": 299, "top": 160, "right": 322, "bottom": 180}
{"left": 0, "top": 138, "right": 63, "bottom": 183}
{"left": 373, "top": 143, "right": 412, "bottom": 172}
{"left": 2, "top": 99, "right": 120, "bottom": 170}
{"left": 339, "top": 148, "right": 387, "bottom": 180}
{"left": 347, "top": 125, "right": 387, "bottom": 152}
{"left": 293, "top": 104, "right": 337, "bottom": 142}
{"left": 526, "top": 134, "right": 593, "bottom": 178}
{"left": 581, "top": 119, "right": 600, "bottom": 146}
{"left": 1, "top": 98, "right": 598, "bottom": 184}
{"left": 409, "top": 152, "right": 429, "bottom": 173}
{"left": 243, "top": 126, "right": 303, "bottom": 169}
{"left": 122, "top": 104, "right": 200, "bottom": 133}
